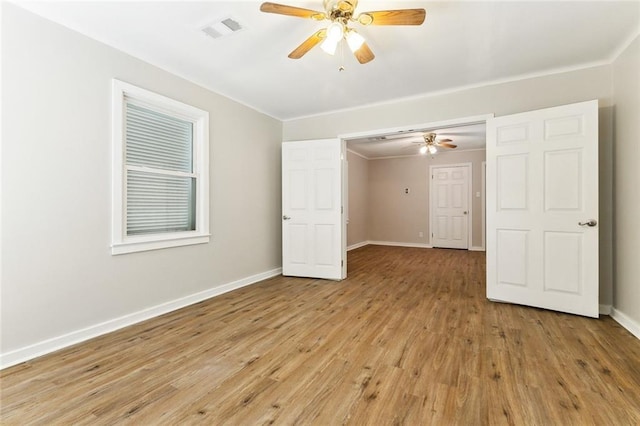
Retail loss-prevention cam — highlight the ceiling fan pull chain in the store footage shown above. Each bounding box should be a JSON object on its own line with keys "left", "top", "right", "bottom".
{"left": 339, "top": 39, "right": 345, "bottom": 71}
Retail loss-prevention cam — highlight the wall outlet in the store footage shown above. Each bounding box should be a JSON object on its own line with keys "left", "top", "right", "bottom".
{"left": 419, "top": 231, "right": 424, "bottom": 238}
{"left": 405, "top": 188, "right": 410, "bottom": 194}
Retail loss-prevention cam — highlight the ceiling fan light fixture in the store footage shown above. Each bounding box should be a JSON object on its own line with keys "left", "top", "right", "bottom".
{"left": 320, "top": 21, "right": 344, "bottom": 55}
{"left": 419, "top": 145, "right": 428, "bottom": 155}
{"left": 320, "top": 37, "right": 340, "bottom": 55}
{"left": 325, "top": 22, "right": 344, "bottom": 42}
{"left": 428, "top": 145, "right": 438, "bottom": 154}
{"left": 346, "top": 29, "right": 365, "bottom": 52}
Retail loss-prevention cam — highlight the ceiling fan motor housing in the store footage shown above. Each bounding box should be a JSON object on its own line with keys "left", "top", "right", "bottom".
{"left": 424, "top": 133, "right": 437, "bottom": 144}
{"left": 324, "top": 0, "right": 358, "bottom": 14}
{"left": 324, "top": 0, "right": 358, "bottom": 23}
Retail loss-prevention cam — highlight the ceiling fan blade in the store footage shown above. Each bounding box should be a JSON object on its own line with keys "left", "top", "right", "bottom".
{"left": 439, "top": 138, "right": 453, "bottom": 143}
{"left": 357, "top": 9, "right": 426, "bottom": 26}
{"left": 260, "top": 2, "right": 326, "bottom": 20}
{"left": 288, "top": 29, "right": 326, "bottom": 59}
{"left": 438, "top": 142, "right": 457, "bottom": 149}
{"left": 353, "top": 42, "right": 375, "bottom": 64}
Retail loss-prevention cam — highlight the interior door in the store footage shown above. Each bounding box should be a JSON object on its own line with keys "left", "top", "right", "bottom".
{"left": 486, "top": 100, "right": 599, "bottom": 318}
{"left": 431, "top": 165, "right": 470, "bottom": 249}
{"left": 282, "top": 139, "right": 344, "bottom": 280}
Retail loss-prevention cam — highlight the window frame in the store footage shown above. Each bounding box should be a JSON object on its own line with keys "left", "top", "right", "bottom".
{"left": 111, "top": 79, "right": 210, "bottom": 255}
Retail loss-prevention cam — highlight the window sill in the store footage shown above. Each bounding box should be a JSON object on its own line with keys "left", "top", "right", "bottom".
{"left": 111, "top": 234, "right": 210, "bottom": 255}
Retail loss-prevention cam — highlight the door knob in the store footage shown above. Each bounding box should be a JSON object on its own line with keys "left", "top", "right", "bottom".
{"left": 578, "top": 219, "right": 597, "bottom": 227}
{"left": 463, "top": 211, "right": 468, "bottom": 215}
{"left": 283, "top": 215, "right": 291, "bottom": 220}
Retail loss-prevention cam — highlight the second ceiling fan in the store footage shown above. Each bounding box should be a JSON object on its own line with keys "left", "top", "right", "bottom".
{"left": 260, "top": 0, "right": 426, "bottom": 64}
{"left": 413, "top": 132, "right": 457, "bottom": 155}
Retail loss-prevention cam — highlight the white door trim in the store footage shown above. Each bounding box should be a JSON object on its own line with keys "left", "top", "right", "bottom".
{"left": 338, "top": 114, "right": 495, "bottom": 141}
{"left": 341, "top": 139, "right": 347, "bottom": 278}
{"left": 429, "top": 163, "right": 473, "bottom": 249}
{"left": 481, "top": 161, "right": 486, "bottom": 251}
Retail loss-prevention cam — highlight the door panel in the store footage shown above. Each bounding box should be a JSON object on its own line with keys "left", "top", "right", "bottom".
{"left": 496, "top": 229, "right": 528, "bottom": 287}
{"left": 452, "top": 217, "right": 464, "bottom": 240}
{"left": 282, "top": 139, "right": 343, "bottom": 280}
{"left": 544, "top": 231, "right": 582, "bottom": 294}
{"left": 289, "top": 224, "right": 307, "bottom": 264}
{"left": 487, "top": 100, "right": 599, "bottom": 318}
{"left": 544, "top": 150, "right": 582, "bottom": 210}
{"left": 497, "top": 154, "right": 528, "bottom": 210}
{"left": 314, "top": 224, "right": 335, "bottom": 266}
{"left": 289, "top": 170, "right": 307, "bottom": 209}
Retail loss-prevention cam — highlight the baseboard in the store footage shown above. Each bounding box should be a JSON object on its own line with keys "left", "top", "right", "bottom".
{"left": 610, "top": 307, "right": 640, "bottom": 340}
{"left": 368, "top": 240, "right": 432, "bottom": 249}
{"left": 350, "top": 241, "right": 481, "bottom": 251}
{"left": 347, "top": 241, "right": 369, "bottom": 251}
{"left": 0, "top": 267, "right": 282, "bottom": 370}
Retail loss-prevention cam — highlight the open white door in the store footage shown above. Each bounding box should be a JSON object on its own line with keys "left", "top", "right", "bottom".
{"left": 430, "top": 164, "right": 470, "bottom": 249}
{"left": 487, "top": 100, "right": 599, "bottom": 318}
{"left": 282, "top": 139, "right": 344, "bottom": 280}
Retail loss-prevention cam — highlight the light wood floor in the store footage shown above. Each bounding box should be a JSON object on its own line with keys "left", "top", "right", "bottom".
{"left": 2, "top": 246, "right": 640, "bottom": 425}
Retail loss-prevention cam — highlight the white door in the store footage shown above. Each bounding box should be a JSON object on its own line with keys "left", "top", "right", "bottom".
{"left": 486, "top": 100, "right": 599, "bottom": 318}
{"left": 282, "top": 139, "right": 344, "bottom": 280}
{"left": 431, "top": 165, "right": 470, "bottom": 249}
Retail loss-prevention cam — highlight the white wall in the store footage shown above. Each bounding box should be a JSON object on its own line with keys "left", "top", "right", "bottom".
{"left": 284, "top": 65, "right": 615, "bottom": 308}
{"left": 367, "top": 156, "right": 429, "bottom": 245}
{"left": 1, "top": 5, "right": 283, "bottom": 364}
{"left": 283, "top": 66, "right": 613, "bottom": 141}
{"left": 612, "top": 35, "right": 640, "bottom": 334}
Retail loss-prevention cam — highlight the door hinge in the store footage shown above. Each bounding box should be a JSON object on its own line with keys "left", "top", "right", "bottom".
{"left": 341, "top": 206, "right": 343, "bottom": 214}
{"left": 341, "top": 260, "right": 344, "bottom": 266}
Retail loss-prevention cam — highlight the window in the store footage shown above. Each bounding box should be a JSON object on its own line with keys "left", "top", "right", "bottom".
{"left": 112, "top": 80, "right": 209, "bottom": 254}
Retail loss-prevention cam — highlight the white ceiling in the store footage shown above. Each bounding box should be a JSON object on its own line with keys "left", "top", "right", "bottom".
{"left": 13, "top": 1, "right": 640, "bottom": 120}
{"left": 347, "top": 122, "right": 486, "bottom": 158}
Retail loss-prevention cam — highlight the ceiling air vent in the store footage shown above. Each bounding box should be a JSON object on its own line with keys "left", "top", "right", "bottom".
{"left": 201, "top": 17, "right": 244, "bottom": 39}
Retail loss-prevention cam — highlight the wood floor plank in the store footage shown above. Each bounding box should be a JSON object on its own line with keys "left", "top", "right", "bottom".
{"left": 2, "top": 246, "right": 640, "bottom": 425}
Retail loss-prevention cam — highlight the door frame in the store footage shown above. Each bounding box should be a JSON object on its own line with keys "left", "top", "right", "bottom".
{"left": 480, "top": 161, "right": 486, "bottom": 251}
{"left": 341, "top": 139, "right": 347, "bottom": 278}
{"left": 429, "top": 162, "right": 473, "bottom": 249}
{"left": 339, "top": 113, "right": 494, "bottom": 265}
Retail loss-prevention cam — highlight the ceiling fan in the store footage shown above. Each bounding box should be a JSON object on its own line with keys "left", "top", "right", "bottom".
{"left": 260, "top": 0, "right": 426, "bottom": 64}
{"left": 413, "top": 132, "right": 457, "bottom": 155}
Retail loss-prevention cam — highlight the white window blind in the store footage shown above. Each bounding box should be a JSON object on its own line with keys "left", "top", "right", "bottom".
{"left": 125, "top": 101, "right": 196, "bottom": 235}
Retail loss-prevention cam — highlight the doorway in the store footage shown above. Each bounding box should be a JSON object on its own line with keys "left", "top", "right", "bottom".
{"left": 340, "top": 115, "right": 491, "bottom": 255}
